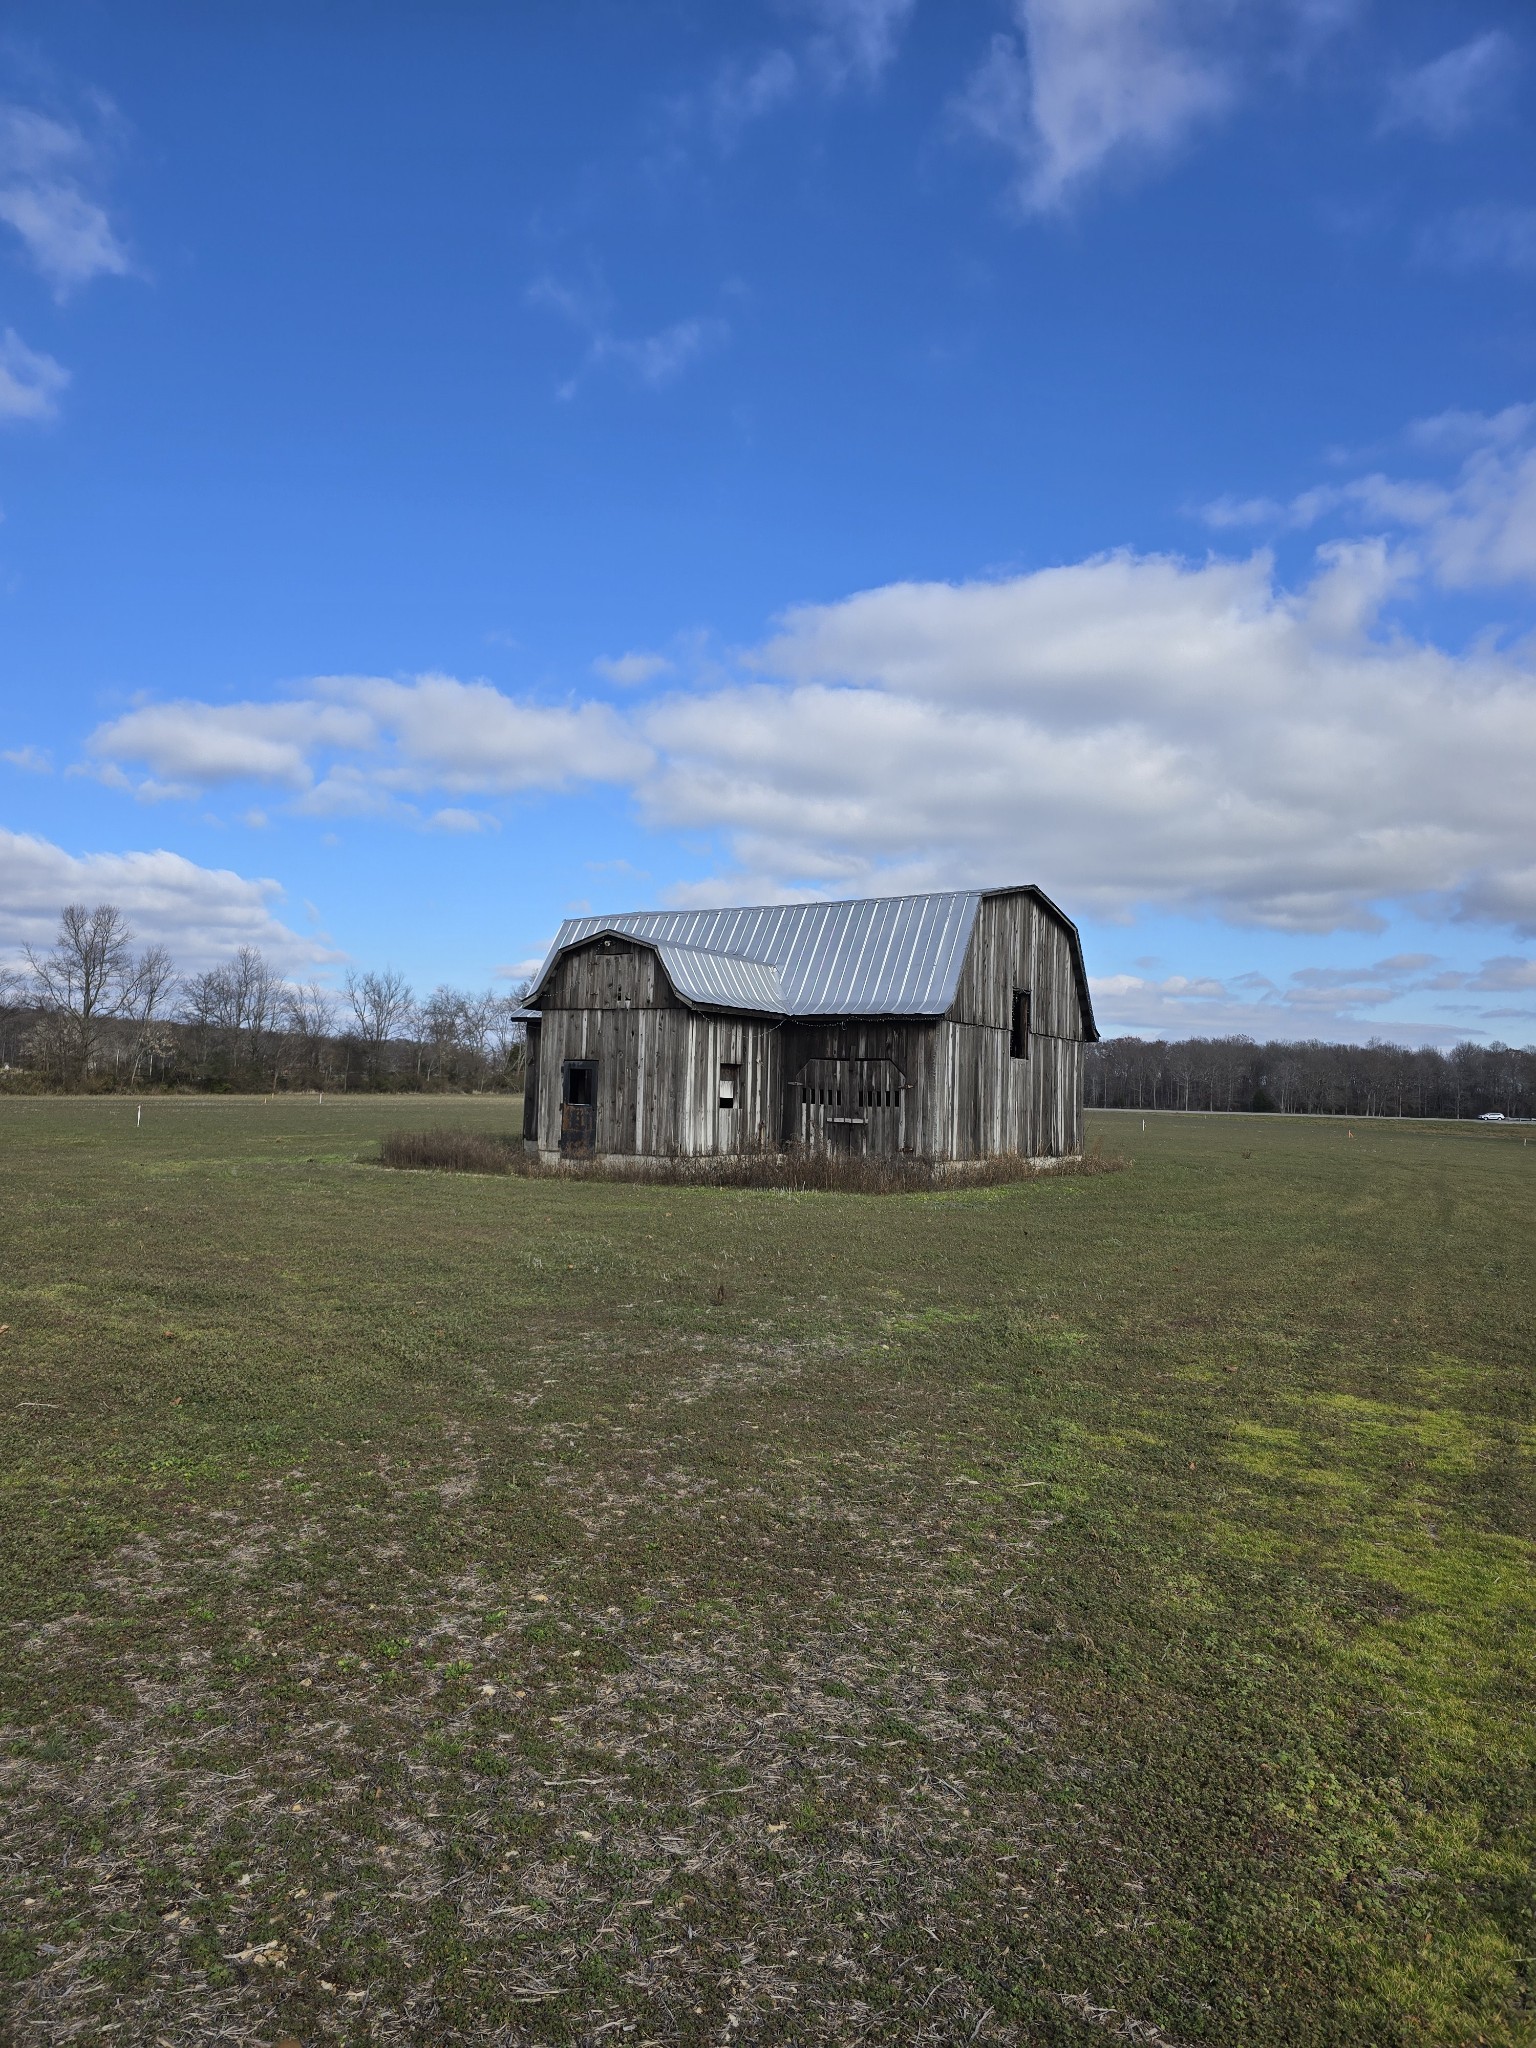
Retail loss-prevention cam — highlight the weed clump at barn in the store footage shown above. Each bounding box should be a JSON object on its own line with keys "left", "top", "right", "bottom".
{"left": 376, "top": 1125, "right": 1125, "bottom": 1192}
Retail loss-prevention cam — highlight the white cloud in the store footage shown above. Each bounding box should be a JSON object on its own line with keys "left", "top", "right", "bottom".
{"left": 0, "top": 327, "right": 68, "bottom": 423}
{"left": 2, "top": 742, "right": 52, "bottom": 771}
{"left": 802, "top": 0, "right": 918, "bottom": 90}
{"left": 0, "top": 826, "right": 320, "bottom": 972}
{"left": 88, "top": 698, "right": 376, "bottom": 790}
{"left": 332, "top": 674, "right": 651, "bottom": 793}
{"left": 1199, "top": 493, "right": 1285, "bottom": 529}
{"left": 958, "top": 0, "right": 1235, "bottom": 212}
{"left": 79, "top": 529, "right": 1536, "bottom": 943}
{"left": 1419, "top": 204, "right": 1536, "bottom": 276}
{"left": 1380, "top": 30, "right": 1518, "bottom": 140}
{"left": 698, "top": 0, "right": 913, "bottom": 149}
{"left": 429, "top": 807, "right": 495, "bottom": 834}
{"left": 634, "top": 545, "right": 1536, "bottom": 934}
{"left": 1087, "top": 946, "right": 1536, "bottom": 1042}
{"left": 594, "top": 318, "right": 726, "bottom": 389}
{"left": 528, "top": 275, "right": 727, "bottom": 396}
{"left": 88, "top": 672, "right": 653, "bottom": 811}
{"left": 0, "top": 103, "right": 131, "bottom": 295}
{"left": 1464, "top": 956, "right": 1536, "bottom": 993}
{"left": 1202, "top": 403, "right": 1536, "bottom": 589}
{"left": 957, "top": 0, "right": 1361, "bottom": 212}
{"left": 593, "top": 650, "right": 673, "bottom": 686}
{"left": 708, "top": 49, "right": 800, "bottom": 147}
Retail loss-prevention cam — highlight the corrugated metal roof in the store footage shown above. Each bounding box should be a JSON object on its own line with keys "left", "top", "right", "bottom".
{"left": 528, "top": 885, "right": 1098, "bottom": 1035}
{"left": 531, "top": 890, "right": 981, "bottom": 1018}
{"left": 653, "top": 943, "right": 787, "bottom": 1014}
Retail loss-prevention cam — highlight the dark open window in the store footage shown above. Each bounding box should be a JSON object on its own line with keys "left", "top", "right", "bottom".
{"left": 563, "top": 1060, "right": 596, "bottom": 1106}
{"left": 718, "top": 1062, "right": 739, "bottom": 1111}
{"left": 1010, "top": 988, "right": 1031, "bottom": 1059}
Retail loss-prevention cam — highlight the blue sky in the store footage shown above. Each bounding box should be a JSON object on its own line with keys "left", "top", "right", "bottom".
{"left": 2, "top": 0, "right": 1534, "bottom": 1044}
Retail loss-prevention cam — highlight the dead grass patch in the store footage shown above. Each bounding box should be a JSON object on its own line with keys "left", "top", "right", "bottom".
{"left": 377, "top": 1126, "right": 1124, "bottom": 1193}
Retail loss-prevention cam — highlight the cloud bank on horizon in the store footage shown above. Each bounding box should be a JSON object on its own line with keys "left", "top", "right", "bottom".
{"left": 49, "top": 488, "right": 1536, "bottom": 950}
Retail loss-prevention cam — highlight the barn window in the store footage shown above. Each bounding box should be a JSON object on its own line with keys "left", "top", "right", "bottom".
{"left": 564, "top": 1061, "right": 596, "bottom": 1106}
{"left": 1010, "top": 989, "right": 1032, "bottom": 1059}
{"left": 719, "top": 1063, "right": 739, "bottom": 1111}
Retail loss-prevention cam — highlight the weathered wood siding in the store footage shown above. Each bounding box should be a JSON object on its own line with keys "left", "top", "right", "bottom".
{"left": 780, "top": 1022, "right": 943, "bottom": 1157}
{"left": 533, "top": 939, "right": 781, "bottom": 1159}
{"left": 949, "top": 892, "right": 1085, "bottom": 1038}
{"left": 937, "top": 893, "right": 1087, "bottom": 1159}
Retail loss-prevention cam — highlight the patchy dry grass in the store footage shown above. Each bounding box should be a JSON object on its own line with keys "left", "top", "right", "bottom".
{"left": 375, "top": 1125, "right": 1123, "bottom": 1192}
{"left": 0, "top": 1096, "right": 1532, "bottom": 2045}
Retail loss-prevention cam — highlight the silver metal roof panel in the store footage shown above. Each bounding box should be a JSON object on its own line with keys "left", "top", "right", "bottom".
{"left": 526, "top": 885, "right": 1098, "bottom": 1037}
{"left": 531, "top": 890, "right": 980, "bottom": 1018}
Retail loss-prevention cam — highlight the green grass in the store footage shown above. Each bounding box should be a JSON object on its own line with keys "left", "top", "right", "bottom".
{"left": 0, "top": 1096, "right": 1531, "bottom": 2046}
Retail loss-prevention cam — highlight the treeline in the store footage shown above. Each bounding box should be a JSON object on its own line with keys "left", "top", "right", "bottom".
{"left": 1086, "top": 1033, "right": 1536, "bottom": 1120}
{"left": 0, "top": 903, "right": 528, "bottom": 1093}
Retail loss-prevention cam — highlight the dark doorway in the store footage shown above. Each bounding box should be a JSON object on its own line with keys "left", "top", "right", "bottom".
{"left": 522, "top": 1021, "right": 541, "bottom": 1141}
{"left": 1010, "top": 989, "right": 1032, "bottom": 1059}
{"left": 560, "top": 1059, "right": 598, "bottom": 1156}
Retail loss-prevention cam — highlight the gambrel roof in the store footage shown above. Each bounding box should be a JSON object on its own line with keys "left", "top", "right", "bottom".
{"left": 528, "top": 886, "right": 1098, "bottom": 1038}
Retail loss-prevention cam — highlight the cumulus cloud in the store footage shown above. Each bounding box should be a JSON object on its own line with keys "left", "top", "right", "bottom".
{"left": 88, "top": 698, "right": 374, "bottom": 790}
{"left": 1380, "top": 30, "right": 1518, "bottom": 140}
{"left": 959, "top": 0, "right": 1234, "bottom": 212}
{"left": 957, "top": 0, "right": 1360, "bottom": 212}
{"left": 593, "top": 650, "right": 673, "bottom": 686}
{"left": 0, "top": 102, "right": 131, "bottom": 295}
{"left": 1089, "top": 947, "right": 1536, "bottom": 1041}
{"left": 89, "top": 672, "right": 652, "bottom": 812}
{"left": 0, "top": 826, "right": 320, "bottom": 972}
{"left": 82, "top": 540, "right": 1536, "bottom": 942}
{"left": 1463, "top": 956, "right": 1536, "bottom": 992}
{"left": 0, "top": 326, "right": 68, "bottom": 422}
{"left": 2, "top": 743, "right": 52, "bottom": 772}
{"left": 1205, "top": 402, "right": 1536, "bottom": 588}
{"left": 634, "top": 546, "right": 1536, "bottom": 933}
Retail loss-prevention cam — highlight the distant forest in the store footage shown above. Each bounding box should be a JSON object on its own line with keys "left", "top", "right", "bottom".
{"left": 1086, "top": 1034, "right": 1535, "bottom": 1121}
{"left": 4, "top": 903, "right": 1533, "bottom": 1116}
{"left": 1, "top": 905, "right": 528, "bottom": 1095}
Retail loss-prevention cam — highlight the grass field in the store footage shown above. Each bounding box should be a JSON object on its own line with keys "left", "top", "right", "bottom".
{"left": 0, "top": 1098, "right": 1532, "bottom": 2047}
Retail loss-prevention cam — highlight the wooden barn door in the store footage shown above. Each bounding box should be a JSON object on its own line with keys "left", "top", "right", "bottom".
{"left": 794, "top": 1059, "right": 906, "bottom": 1155}
{"left": 560, "top": 1059, "right": 598, "bottom": 1157}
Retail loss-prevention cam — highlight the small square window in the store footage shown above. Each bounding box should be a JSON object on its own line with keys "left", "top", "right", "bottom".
{"left": 719, "top": 1062, "right": 740, "bottom": 1110}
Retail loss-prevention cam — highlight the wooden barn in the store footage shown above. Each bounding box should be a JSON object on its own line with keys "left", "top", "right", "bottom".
{"left": 519, "top": 885, "right": 1097, "bottom": 1165}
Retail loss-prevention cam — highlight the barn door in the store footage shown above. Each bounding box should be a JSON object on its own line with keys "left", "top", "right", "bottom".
{"left": 559, "top": 1059, "right": 598, "bottom": 1157}
{"left": 794, "top": 1058, "right": 905, "bottom": 1154}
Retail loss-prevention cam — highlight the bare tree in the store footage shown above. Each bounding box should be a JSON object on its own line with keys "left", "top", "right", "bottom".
{"left": 419, "top": 984, "right": 465, "bottom": 1082}
{"left": 126, "top": 944, "right": 179, "bottom": 1085}
{"left": 228, "top": 946, "right": 283, "bottom": 1070}
{"left": 284, "top": 980, "right": 337, "bottom": 1046}
{"left": 0, "top": 961, "right": 28, "bottom": 1072}
{"left": 26, "top": 904, "right": 136, "bottom": 1085}
{"left": 488, "top": 984, "right": 531, "bottom": 1086}
{"left": 273, "top": 979, "right": 337, "bottom": 1089}
{"left": 129, "top": 944, "right": 177, "bottom": 1016}
{"left": 345, "top": 966, "right": 413, "bottom": 1082}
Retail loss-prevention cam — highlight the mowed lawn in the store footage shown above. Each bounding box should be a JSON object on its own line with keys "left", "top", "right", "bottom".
{"left": 0, "top": 1101, "right": 1531, "bottom": 2048}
